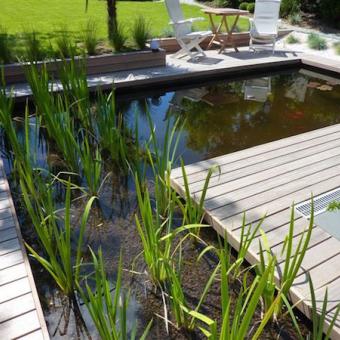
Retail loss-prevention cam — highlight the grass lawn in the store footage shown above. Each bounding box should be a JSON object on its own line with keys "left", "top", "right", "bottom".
{"left": 0, "top": 0, "right": 249, "bottom": 45}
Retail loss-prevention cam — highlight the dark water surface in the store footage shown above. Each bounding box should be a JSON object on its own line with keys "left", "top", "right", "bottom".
{"left": 2, "top": 68, "right": 340, "bottom": 339}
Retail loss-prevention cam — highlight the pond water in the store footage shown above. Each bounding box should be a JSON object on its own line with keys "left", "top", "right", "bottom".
{"left": 2, "top": 68, "right": 340, "bottom": 339}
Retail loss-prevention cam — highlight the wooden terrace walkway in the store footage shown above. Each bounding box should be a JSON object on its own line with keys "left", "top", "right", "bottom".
{"left": 170, "top": 123, "right": 340, "bottom": 339}
{"left": 0, "top": 159, "right": 49, "bottom": 339}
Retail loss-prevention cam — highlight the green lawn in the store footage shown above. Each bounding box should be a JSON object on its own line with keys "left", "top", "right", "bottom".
{"left": 0, "top": 0, "right": 249, "bottom": 40}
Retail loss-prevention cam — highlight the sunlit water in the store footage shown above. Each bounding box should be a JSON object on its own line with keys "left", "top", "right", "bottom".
{"left": 1, "top": 68, "right": 340, "bottom": 339}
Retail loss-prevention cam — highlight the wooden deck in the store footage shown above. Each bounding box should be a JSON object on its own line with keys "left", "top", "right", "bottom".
{"left": 0, "top": 159, "right": 49, "bottom": 339}
{"left": 170, "top": 123, "right": 340, "bottom": 339}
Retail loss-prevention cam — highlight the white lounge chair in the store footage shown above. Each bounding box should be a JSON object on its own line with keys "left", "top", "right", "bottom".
{"left": 164, "top": 0, "right": 211, "bottom": 60}
{"left": 249, "top": 0, "right": 281, "bottom": 53}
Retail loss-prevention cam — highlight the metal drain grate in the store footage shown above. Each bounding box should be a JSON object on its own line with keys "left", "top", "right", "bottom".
{"left": 296, "top": 187, "right": 340, "bottom": 218}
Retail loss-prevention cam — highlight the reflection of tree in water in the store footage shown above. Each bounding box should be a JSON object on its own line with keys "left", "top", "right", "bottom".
{"left": 167, "top": 74, "right": 340, "bottom": 159}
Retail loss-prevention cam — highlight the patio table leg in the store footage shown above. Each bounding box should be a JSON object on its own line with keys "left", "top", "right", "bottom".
{"left": 207, "top": 14, "right": 224, "bottom": 50}
{"left": 219, "top": 15, "right": 241, "bottom": 53}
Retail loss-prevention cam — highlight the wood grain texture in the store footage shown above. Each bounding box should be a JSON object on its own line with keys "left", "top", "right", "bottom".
{"left": 170, "top": 123, "right": 340, "bottom": 339}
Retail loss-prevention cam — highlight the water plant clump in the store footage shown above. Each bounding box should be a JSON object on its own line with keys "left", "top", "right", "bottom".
{"left": 2, "top": 65, "right": 339, "bottom": 339}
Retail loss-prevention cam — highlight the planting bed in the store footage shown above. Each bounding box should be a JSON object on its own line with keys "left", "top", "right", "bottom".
{"left": 1, "top": 64, "right": 340, "bottom": 338}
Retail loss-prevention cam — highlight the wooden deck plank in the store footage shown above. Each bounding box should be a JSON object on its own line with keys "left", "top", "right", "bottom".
{"left": 209, "top": 162, "right": 340, "bottom": 219}
{"left": 0, "top": 158, "right": 49, "bottom": 339}
{"left": 0, "top": 293, "right": 36, "bottom": 323}
{"left": 0, "top": 310, "right": 41, "bottom": 339}
{"left": 0, "top": 263, "right": 27, "bottom": 286}
{"left": 18, "top": 330, "right": 45, "bottom": 340}
{"left": 170, "top": 123, "right": 340, "bottom": 339}
{"left": 171, "top": 123, "right": 340, "bottom": 178}
{"left": 0, "top": 277, "right": 32, "bottom": 304}
{"left": 204, "top": 154, "right": 340, "bottom": 210}
{"left": 189, "top": 137, "right": 340, "bottom": 192}
{"left": 223, "top": 175, "right": 340, "bottom": 230}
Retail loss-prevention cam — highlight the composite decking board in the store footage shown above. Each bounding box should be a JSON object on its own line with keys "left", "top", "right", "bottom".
{"left": 171, "top": 123, "right": 340, "bottom": 178}
{"left": 0, "top": 263, "right": 27, "bottom": 286}
{"left": 0, "top": 293, "right": 36, "bottom": 323}
{"left": 293, "top": 254, "right": 340, "bottom": 294}
{"left": 221, "top": 175, "right": 340, "bottom": 230}
{"left": 181, "top": 132, "right": 340, "bottom": 189}
{"left": 193, "top": 142, "right": 340, "bottom": 197}
{"left": 204, "top": 154, "right": 340, "bottom": 210}
{"left": 18, "top": 329, "right": 45, "bottom": 340}
{"left": 0, "top": 216, "right": 16, "bottom": 231}
{"left": 208, "top": 161, "right": 340, "bottom": 218}
{"left": 170, "top": 123, "right": 340, "bottom": 339}
{"left": 0, "top": 237, "right": 21, "bottom": 256}
{"left": 0, "top": 158, "right": 49, "bottom": 339}
{"left": 0, "top": 310, "right": 41, "bottom": 339}
{"left": 267, "top": 226, "right": 330, "bottom": 260}
{"left": 0, "top": 277, "right": 32, "bottom": 304}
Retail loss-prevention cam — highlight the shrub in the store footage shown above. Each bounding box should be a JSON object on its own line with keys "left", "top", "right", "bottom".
{"left": 247, "top": 3, "right": 255, "bottom": 13}
{"left": 286, "top": 34, "right": 300, "bottom": 44}
{"left": 307, "top": 33, "right": 327, "bottom": 50}
{"left": 0, "top": 25, "right": 12, "bottom": 64}
{"left": 110, "top": 24, "right": 127, "bottom": 52}
{"left": 334, "top": 42, "right": 340, "bottom": 56}
{"left": 132, "top": 15, "right": 150, "bottom": 50}
{"left": 24, "top": 30, "right": 45, "bottom": 62}
{"left": 55, "top": 26, "right": 76, "bottom": 58}
{"left": 319, "top": 0, "right": 340, "bottom": 28}
{"left": 280, "top": 0, "right": 300, "bottom": 17}
{"left": 288, "top": 12, "right": 302, "bottom": 25}
{"left": 82, "top": 18, "right": 98, "bottom": 55}
{"left": 239, "top": 2, "right": 249, "bottom": 10}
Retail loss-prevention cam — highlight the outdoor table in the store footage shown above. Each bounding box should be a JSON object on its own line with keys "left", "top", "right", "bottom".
{"left": 202, "top": 8, "right": 249, "bottom": 53}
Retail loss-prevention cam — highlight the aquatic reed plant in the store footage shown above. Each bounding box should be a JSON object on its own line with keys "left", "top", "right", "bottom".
{"left": 79, "top": 137, "right": 102, "bottom": 196}
{"left": 0, "top": 25, "right": 12, "bottom": 64}
{"left": 232, "top": 215, "right": 265, "bottom": 279}
{"left": 58, "top": 58, "right": 91, "bottom": 129}
{"left": 145, "top": 115, "right": 182, "bottom": 216}
{"left": 283, "top": 274, "right": 340, "bottom": 340}
{"left": 131, "top": 16, "right": 150, "bottom": 50}
{"left": 79, "top": 248, "right": 152, "bottom": 340}
{"left": 199, "top": 239, "right": 280, "bottom": 339}
{"left": 25, "top": 64, "right": 81, "bottom": 173}
{"left": 276, "top": 205, "right": 313, "bottom": 315}
{"left": 82, "top": 18, "right": 99, "bottom": 55}
{"left": 176, "top": 159, "right": 217, "bottom": 235}
{"left": 164, "top": 255, "right": 219, "bottom": 332}
{"left": 23, "top": 180, "right": 96, "bottom": 296}
{"left": 95, "top": 91, "right": 133, "bottom": 169}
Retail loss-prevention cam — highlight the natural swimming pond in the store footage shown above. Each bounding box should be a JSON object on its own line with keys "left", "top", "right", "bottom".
{"left": 1, "top": 67, "right": 340, "bottom": 339}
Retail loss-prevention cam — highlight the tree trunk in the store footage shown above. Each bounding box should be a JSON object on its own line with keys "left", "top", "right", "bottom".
{"left": 107, "top": 0, "right": 117, "bottom": 40}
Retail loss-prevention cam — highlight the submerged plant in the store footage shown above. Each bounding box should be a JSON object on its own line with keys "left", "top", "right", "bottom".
{"left": 78, "top": 248, "right": 152, "bottom": 340}
{"left": 131, "top": 16, "right": 150, "bottom": 50}
{"left": 23, "top": 180, "right": 96, "bottom": 296}
{"left": 0, "top": 25, "right": 12, "bottom": 64}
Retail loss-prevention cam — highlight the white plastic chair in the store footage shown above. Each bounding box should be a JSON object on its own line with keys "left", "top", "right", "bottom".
{"left": 243, "top": 77, "right": 272, "bottom": 102}
{"left": 165, "top": 0, "right": 211, "bottom": 60}
{"left": 249, "top": 0, "right": 281, "bottom": 53}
